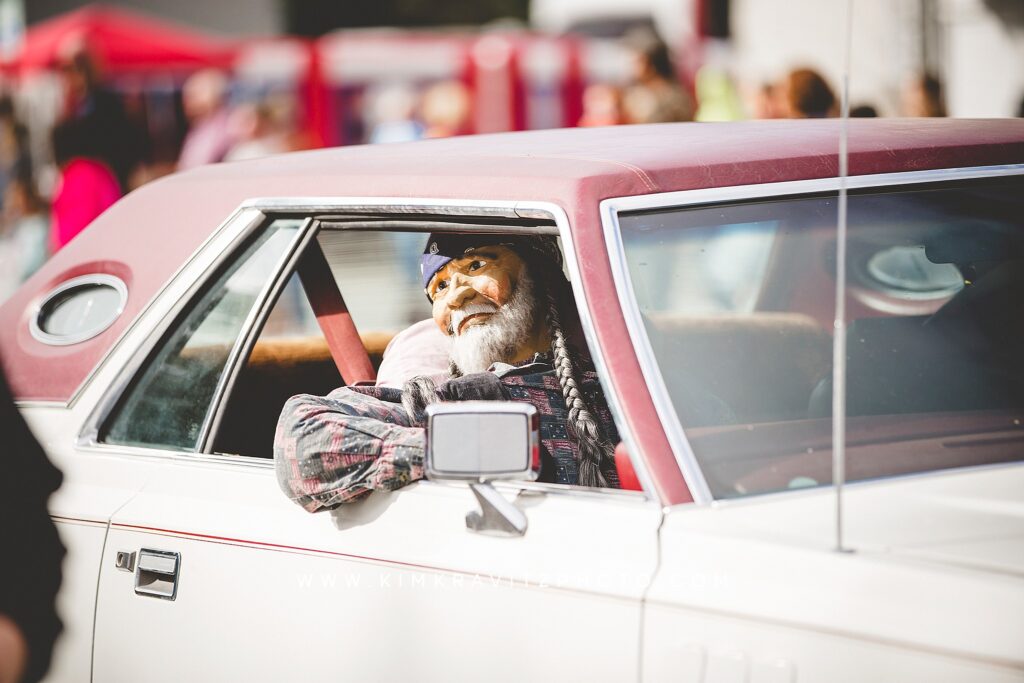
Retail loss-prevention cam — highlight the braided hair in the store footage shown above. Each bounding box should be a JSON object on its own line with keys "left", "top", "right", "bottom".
{"left": 512, "top": 237, "right": 614, "bottom": 487}
{"left": 544, "top": 286, "right": 611, "bottom": 487}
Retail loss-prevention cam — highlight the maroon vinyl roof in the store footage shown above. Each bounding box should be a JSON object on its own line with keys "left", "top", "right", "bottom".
{"left": 3, "top": 118, "right": 1023, "bottom": 402}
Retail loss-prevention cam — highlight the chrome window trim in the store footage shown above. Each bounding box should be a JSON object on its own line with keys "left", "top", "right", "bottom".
{"left": 30, "top": 274, "right": 128, "bottom": 346}
{"left": 196, "top": 218, "right": 314, "bottom": 454}
{"left": 74, "top": 441, "right": 278, "bottom": 469}
{"left": 65, "top": 207, "right": 262, "bottom": 409}
{"left": 15, "top": 400, "right": 67, "bottom": 410}
{"left": 603, "top": 164, "right": 1024, "bottom": 214}
{"left": 78, "top": 197, "right": 656, "bottom": 503}
{"left": 239, "top": 197, "right": 528, "bottom": 218}
{"left": 77, "top": 209, "right": 267, "bottom": 449}
{"left": 601, "top": 164, "right": 1024, "bottom": 505}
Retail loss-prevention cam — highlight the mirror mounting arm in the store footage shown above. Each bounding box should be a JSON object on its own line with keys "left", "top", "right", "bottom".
{"left": 466, "top": 483, "right": 528, "bottom": 537}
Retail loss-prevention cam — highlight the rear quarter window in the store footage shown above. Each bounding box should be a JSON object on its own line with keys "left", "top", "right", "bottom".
{"left": 618, "top": 176, "right": 1024, "bottom": 499}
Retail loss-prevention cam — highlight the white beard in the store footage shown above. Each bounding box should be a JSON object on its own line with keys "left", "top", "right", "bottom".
{"left": 449, "top": 271, "right": 537, "bottom": 375}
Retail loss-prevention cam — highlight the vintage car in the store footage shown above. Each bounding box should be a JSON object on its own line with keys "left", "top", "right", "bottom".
{"left": 2, "top": 119, "right": 1023, "bottom": 682}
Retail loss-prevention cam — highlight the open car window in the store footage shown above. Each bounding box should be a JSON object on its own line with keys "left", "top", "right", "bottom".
{"left": 96, "top": 207, "right": 637, "bottom": 495}
{"left": 212, "top": 229, "right": 430, "bottom": 459}
{"left": 618, "top": 175, "right": 1024, "bottom": 499}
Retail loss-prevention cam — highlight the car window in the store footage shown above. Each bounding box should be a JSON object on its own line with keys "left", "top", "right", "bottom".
{"left": 101, "top": 219, "right": 303, "bottom": 451}
{"left": 209, "top": 224, "right": 632, "bottom": 495}
{"left": 622, "top": 218, "right": 778, "bottom": 314}
{"left": 618, "top": 176, "right": 1024, "bottom": 499}
{"left": 318, "top": 229, "right": 429, "bottom": 333}
{"left": 212, "top": 270, "right": 337, "bottom": 459}
{"left": 212, "top": 229, "right": 431, "bottom": 459}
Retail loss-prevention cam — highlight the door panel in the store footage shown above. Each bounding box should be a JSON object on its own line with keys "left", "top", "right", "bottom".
{"left": 94, "top": 462, "right": 660, "bottom": 681}
{"left": 43, "top": 520, "right": 106, "bottom": 683}
{"left": 87, "top": 212, "right": 662, "bottom": 680}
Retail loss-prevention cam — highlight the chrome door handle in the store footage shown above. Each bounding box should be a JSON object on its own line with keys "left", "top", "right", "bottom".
{"left": 133, "top": 549, "right": 181, "bottom": 601}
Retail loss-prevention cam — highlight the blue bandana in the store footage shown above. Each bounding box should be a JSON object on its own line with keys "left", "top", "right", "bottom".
{"left": 420, "top": 234, "right": 512, "bottom": 290}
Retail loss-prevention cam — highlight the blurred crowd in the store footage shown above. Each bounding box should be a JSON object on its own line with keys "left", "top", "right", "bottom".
{"left": 0, "top": 26, "right": 1007, "bottom": 303}
{"left": 578, "top": 31, "right": 953, "bottom": 126}
{"left": 0, "top": 39, "right": 311, "bottom": 301}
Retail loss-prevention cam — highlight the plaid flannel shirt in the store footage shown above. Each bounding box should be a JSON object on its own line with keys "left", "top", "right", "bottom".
{"left": 275, "top": 358, "right": 619, "bottom": 512}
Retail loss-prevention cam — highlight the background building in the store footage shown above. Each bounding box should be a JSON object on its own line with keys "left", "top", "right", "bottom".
{"left": 22, "top": 0, "right": 282, "bottom": 36}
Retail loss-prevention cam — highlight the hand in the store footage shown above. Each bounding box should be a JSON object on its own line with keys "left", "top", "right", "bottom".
{"left": 0, "top": 615, "right": 27, "bottom": 683}
{"left": 437, "top": 372, "right": 509, "bottom": 402}
{"left": 401, "top": 376, "right": 439, "bottom": 426}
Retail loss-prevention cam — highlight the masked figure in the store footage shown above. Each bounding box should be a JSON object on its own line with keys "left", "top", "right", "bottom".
{"left": 274, "top": 235, "right": 620, "bottom": 511}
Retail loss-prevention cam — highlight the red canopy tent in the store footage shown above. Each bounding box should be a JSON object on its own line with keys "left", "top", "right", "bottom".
{"left": 3, "top": 4, "right": 238, "bottom": 75}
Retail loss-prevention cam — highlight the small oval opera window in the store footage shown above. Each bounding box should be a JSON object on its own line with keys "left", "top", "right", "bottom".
{"left": 31, "top": 274, "right": 128, "bottom": 346}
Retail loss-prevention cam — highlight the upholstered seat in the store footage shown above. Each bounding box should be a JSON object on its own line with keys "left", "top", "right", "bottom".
{"left": 643, "top": 312, "right": 831, "bottom": 426}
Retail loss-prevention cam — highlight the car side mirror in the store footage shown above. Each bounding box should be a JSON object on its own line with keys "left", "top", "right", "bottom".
{"left": 425, "top": 402, "right": 540, "bottom": 536}
{"left": 425, "top": 401, "right": 540, "bottom": 481}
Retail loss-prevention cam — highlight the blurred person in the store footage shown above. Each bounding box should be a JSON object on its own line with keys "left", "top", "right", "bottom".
{"left": 748, "top": 82, "right": 782, "bottom": 119}
{"left": 420, "top": 80, "right": 471, "bottom": 138}
{"left": 367, "top": 83, "right": 424, "bottom": 144}
{"left": 49, "top": 118, "right": 120, "bottom": 252}
{"left": 177, "top": 69, "right": 236, "bottom": 170}
{"left": 694, "top": 66, "right": 744, "bottom": 122}
{"left": 0, "top": 97, "right": 24, "bottom": 208}
{"left": 777, "top": 68, "right": 837, "bottom": 118}
{"left": 621, "top": 29, "right": 694, "bottom": 124}
{"left": 223, "top": 96, "right": 296, "bottom": 162}
{"left": 850, "top": 104, "right": 879, "bottom": 117}
{"left": 0, "top": 365, "right": 65, "bottom": 683}
{"left": 577, "top": 83, "right": 623, "bottom": 127}
{"left": 902, "top": 73, "right": 946, "bottom": 117}
{"left": 0, "top": 167, "right": 49, "bottom": 300}
{"left": 53, "top": 37, "right": 143, "bottom": 191}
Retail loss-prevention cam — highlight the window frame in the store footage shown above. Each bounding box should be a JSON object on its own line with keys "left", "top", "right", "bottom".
{"left": 194, "top": 218, "right": 318, "bottom": 454}
{"left": 601, "top": 164, "right": 1024, "bottom": 506}
{"left": 78, "top": 197, "right": 656, "bottom": 504}
{"left": 91, "top": 216, "right": 312, "bottom": 454}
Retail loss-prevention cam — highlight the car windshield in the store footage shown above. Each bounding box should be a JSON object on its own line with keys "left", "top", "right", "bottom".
{"left": 618, "top": 176, "right": 1024, "bottom": 499}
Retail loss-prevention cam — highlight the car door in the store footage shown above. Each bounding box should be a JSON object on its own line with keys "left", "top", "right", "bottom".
{"left": 89, "top": 205, "right": 663, "bottom": 682}
{"left": 605, "top": 169, "right": 1024, "bottom": 681}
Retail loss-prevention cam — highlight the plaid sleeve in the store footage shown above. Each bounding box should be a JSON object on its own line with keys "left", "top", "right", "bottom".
{"left": 274, "top": 387, "right": 426, "bottom": 512}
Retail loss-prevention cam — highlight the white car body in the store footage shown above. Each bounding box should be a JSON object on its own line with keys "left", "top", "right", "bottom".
{"left": 3, "top": 120, "right": 1023, "bottom": 682}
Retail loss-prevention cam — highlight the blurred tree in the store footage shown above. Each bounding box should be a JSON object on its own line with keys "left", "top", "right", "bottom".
{"left": 282, "top": 0, "right": 529, "bottom": 36}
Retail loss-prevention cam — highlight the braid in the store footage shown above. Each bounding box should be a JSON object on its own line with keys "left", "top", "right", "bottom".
{"left": 545, "top": 287, "right": 611, "bottom": 488}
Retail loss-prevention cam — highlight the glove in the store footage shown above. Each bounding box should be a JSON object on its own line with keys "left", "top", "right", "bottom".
{"left": 436, "top": 372, "right": 510, "bottom": 402}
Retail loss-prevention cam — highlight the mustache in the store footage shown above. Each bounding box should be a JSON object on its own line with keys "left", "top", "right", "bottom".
{"left": 449, "top": 302, "right": 499, "bottom": 336}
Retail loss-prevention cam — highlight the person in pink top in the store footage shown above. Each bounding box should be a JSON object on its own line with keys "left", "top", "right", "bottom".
{"left": 49, "top": 119, "right": 121, "bottom": 251}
